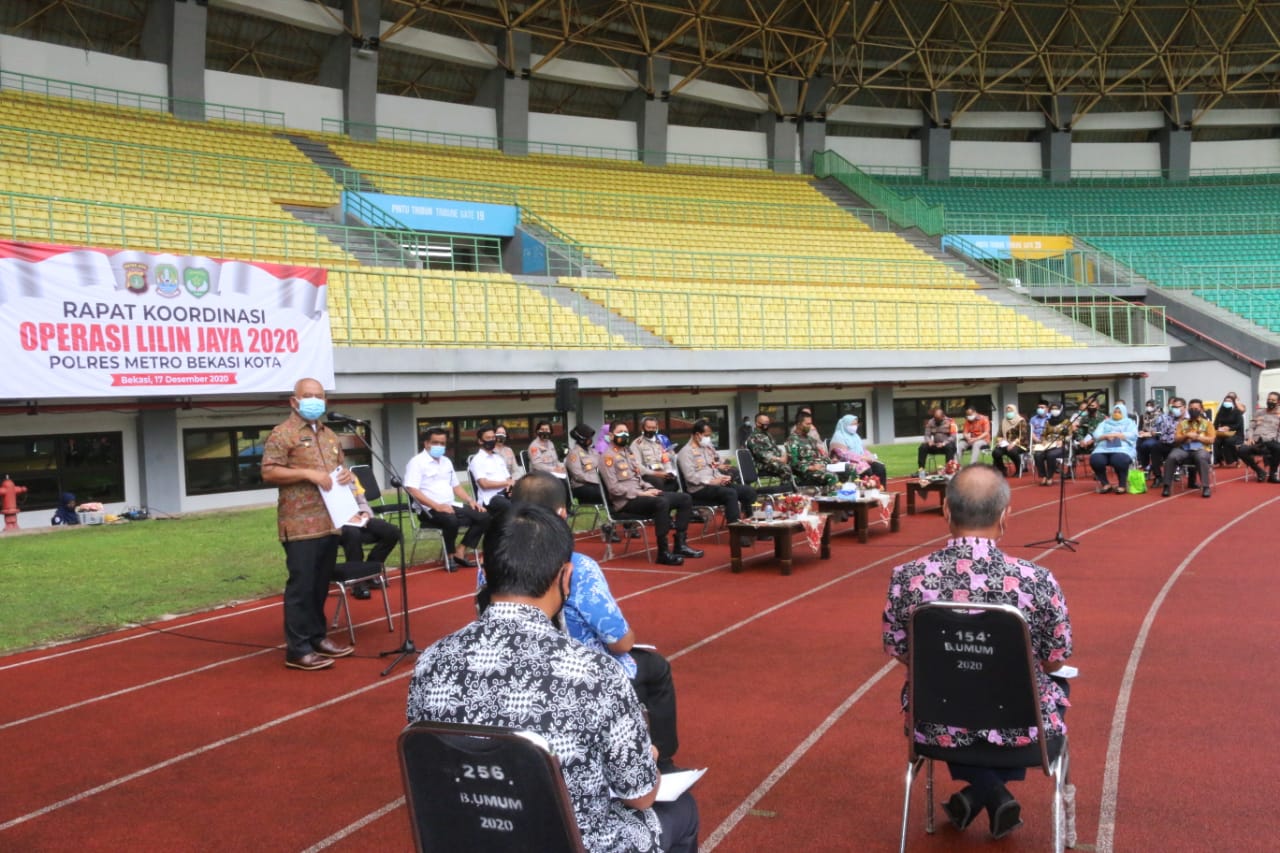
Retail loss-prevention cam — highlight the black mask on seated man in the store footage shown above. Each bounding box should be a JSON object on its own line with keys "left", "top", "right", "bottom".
{"left": 1188, "top": 408, "right": 1203, "bottom": 419}
{"left": 482, "top": 439, "right": 498, "bottom": 451}
{"left": 643, "top": 429, "right": 657, "bottom": 439}
{"left": 537, "top": 431, "right": 552, "bottom": 439}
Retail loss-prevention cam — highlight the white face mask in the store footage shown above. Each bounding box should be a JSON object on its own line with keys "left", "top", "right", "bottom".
{"left": 699, "top": 436, "right": 714, "bottom": 448}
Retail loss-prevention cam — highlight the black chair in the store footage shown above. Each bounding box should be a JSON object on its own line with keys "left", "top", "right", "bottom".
{"left": 596, "top": 480, "right": 653, "bottom": 562}
{"left": 350, "top": 464, "right": 409, "bottom": 517}
{"left": 398, "top": 721, "right": 585, "bottom": 853}
{"left": 899, "top": 602, "right": 1073, "bottom": 852}
{"left": 734, "top": 448, "right": 794, "bottom": 495}
{"left": 673, "top": 463, "right": 722, "bottom": 543}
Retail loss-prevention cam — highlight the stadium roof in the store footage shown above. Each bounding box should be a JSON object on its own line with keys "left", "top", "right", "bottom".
{"left": 6, "top": 0, "right": 1280, "bottom": 127}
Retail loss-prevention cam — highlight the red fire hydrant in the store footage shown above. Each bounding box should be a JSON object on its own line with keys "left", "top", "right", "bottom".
{"left": 0, "top": 475, "right": 27, "bottom": 532}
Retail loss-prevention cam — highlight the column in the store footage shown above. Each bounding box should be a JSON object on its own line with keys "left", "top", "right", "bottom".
{"left": 381, "top": 401, "right": 419, "bottom": 481}
{"left": 998, "top": 380, "right": 1020, "bottom": 415}
{"left": 318, "top": 0, "right": 382, "bottom": 140}
{"left": 733, "top": 390, "right": 760, "bottom": 449}
{"left": 871, "top": 385, "right": 896, "bottom": 446}
{"left": 623, "top": 56, "right": 670, "bottom": 166}
{"left": 757, "top": 78, "right": 799, "bottom": 174}
{"left": 138, "top": 409, "right": 182, "bottom": 513}
{"left": 798, "top": 77, "right": 832, "bottom": 174}
{"left": 1040, "top": 95, "right": 1073, "bottom": 183}
{"left": 141, "top": 0, "right": 208, "bottom": 122}
{"left": 1116, "top": 377, "right": 1138, "bottom": 410}
{"left": 578, "top": 393, "right": 605, "bottom": 437}
{"left": 920, "top": 93, "right": 954, "bottom": 181}
{"left": 477, "top": 31, "right": 531, "bottom": 156}
{"left": 1159, "top": 94, "right": 1195, "bottom": 182}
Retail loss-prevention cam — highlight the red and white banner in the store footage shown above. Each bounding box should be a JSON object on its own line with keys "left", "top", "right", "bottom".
{"left": 0, "top": 241, "right": 335, "bottom": 398}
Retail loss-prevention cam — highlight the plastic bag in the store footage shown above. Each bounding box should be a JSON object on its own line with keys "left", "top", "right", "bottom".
{"left": 1127, "top": 467, "right": 1147, "bottom": 494}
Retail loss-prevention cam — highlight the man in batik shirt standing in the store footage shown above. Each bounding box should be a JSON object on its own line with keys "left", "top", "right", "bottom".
{"left": 882, "top": 465, "right": 1072, "bottom": 840}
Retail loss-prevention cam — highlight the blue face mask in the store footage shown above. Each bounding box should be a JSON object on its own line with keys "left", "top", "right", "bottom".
{"left": 1222, "top": 400, "right": 1234, "bottom": 409}
{"left": 297, "top": 397, "right": 325, "bottom": 421}
{"left": 428, "top": 445, "right": 447, "bottom": 459}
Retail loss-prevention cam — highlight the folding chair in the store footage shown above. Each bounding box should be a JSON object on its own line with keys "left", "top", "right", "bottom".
{"left": 559, "top": 475, "right": 603, "bottom": 538}
{"left": 673, "top": 464, "right": 721, "bottom": 543}
{"left": 734, "top": 448, "right": 794, "bottom": 495}
{"left": 329, "top": 559, "right": 394, "bottom": 645}
{"left": 350, "top": 464, "right": 409, "bottom": 517}
{"left": 1176, "top": 445, "right": 1216, "bottom": 490}
{"left": 899, "top": 602, "right": 1073, "bottom": 853}
{"left": 398, "top": 721, "right": 585, "bottom": 853}
{"left": 596, "top": 480, "right": 654, "bottom": 562}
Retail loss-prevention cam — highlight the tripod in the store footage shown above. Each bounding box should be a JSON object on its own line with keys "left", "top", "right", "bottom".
{"left": 1025, "top": 453, "right": 1079, "bottom": 552}
{"left": 330, "top": 415, "right": 420, "bottom": 676}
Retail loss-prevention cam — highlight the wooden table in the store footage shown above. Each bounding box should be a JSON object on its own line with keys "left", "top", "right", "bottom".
{"left": 906, "top": 478, "right": 948, "bottom": 515}
{"left": 814, "top": 492, "right": 902, "bottom": 543}
{"left": 727, "top": 515, "right": 831, "bottom": 575}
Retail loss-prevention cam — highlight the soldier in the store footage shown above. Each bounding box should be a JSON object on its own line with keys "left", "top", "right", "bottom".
{"left": 746, "top": 412, "right": 790, "bottom": 480}
{"left": 600, "top": 422, "right": 703, "bottom": 566}
{"left": 631, "top": 416, "right": 678, "bottom": 491}
{"left": 1072, "top": 398, "right": 1104, "bottom": 458}
{"left": 785, "top": 412, "right": 839, "bottom": 491}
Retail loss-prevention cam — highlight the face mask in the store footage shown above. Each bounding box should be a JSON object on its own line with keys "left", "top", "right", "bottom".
{"left": 1145, "top": 405, "right": 1155, "bottom": 413}
{"left": 757, "top": 423, "right": 770, "bottom": 431}
{"left": 613, "top": 434, "right": 629, "bottom": 445}
{"left": 1188, "top": 409, "right": 1202, "bottom": 419}
{"left": 1112, "top": 412, "right": 1124, "bottom": 421}
{"left": 1088, "top": 408, "right": 1099, "bottom": 415}
{"left": 966, "top": 414, "right": 976, "bottom": 421}
{"left": 1050, "top": 408, "right": 1061, "bottom": 417}
{"left": 296, "top": 397, "right": 325, "bottom": 421}
{"left": 1036, "top": 407, "right": 1046, "bottom": 416}
{"left": 481, "top": 439, "right": 497, "bottom": 451}
{"left": 1269, "top": 400, "right": 1279, "bottom": 410}
{"left": 1169, "top": 407, "right": 1182, "bottom": 417}
{"left": 1221, "top": 401, "right": 1233, "bottom": 409}
{"left": 643, "top": 429, "right": 657, "bottom": 439}
{"left": 699, "top": 436, "right": 714, "bottom": 448}
{"left": 1005, "top": 411, "right": 1016, "bottom": 420}
{"left": 428, "top": 445, "right": 447, "bottom": 459}
{"left": 495, "top": 434, "right": 507, "bottom": 443}
{"left": 537, "top": 431, "right": 551, "bottom": 440}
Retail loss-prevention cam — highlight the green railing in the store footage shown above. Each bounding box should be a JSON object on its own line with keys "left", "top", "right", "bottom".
{"left": 0, "top": 124, "right": 339, "bottom": 198}
{"left": 0, "top": 70, "right": 285, "bottom": 127}
{"left": 868, "top": 164, "right": 1280, "bottom": 186}
{"left": 324, "top": 118, "right": 799, "bottom": 172}
{"left": 813, "top": 150, "right": 946, "bottom": 235}
{"left": 549, "top": 241, "right": 971, "bottom": 285}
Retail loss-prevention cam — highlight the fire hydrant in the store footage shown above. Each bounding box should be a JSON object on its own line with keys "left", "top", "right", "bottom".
{"left": 0, "top": 475, "right": 27, "bottom": 532}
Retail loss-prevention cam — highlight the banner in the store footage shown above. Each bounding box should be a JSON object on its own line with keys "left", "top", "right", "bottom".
{"left": 0, "top": 241, "right": 335, "bottom": 398}
{"left": 942, "top": 234, "right": 1074, "bottom": 260}
{"left": 346, "top": 192, "right": 519, "bottom": 237}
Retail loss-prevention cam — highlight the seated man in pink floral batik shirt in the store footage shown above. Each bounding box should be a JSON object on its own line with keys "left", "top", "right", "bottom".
{"left": 882, "top": 465, "right": 1072, "bottom": 841}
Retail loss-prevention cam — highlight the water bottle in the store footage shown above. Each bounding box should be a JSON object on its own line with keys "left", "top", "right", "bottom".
{"left": 764, "top": 496, "right": 774, "bottom": 521}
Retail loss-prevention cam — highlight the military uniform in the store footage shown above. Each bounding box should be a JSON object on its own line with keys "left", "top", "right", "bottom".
{"left": 677, "top": 440, "right": 756, "bottom": 523}
{"left": 785, "top": 431, "right": 838, "bottom": 491}
{"left": 1073, "top": 411, "right": 1104, "bottom": 454}
{"left": 566, "top": 443, "right": 604, "bottom": 505}
{"left": 746, "top": 427, "right": 790, "bottom": 480}
{"left": 599, "top": 442, "right": 700, "bottom": 563}
{"left": 631, "top": 434, "right": 678, "bottom": 491}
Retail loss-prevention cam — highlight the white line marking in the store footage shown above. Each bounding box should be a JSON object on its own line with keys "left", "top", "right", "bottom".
{"left": 0, "top": 672, "right": 414, "bottom": 833}
{"left": 300, "top": 797, "right": 406, "bottom": 853}
{"left": 1094, "top": 495, "right": 1280, "bottom": 853}
{"left": 703, "top": 661, "right": 898, "bottom": 850}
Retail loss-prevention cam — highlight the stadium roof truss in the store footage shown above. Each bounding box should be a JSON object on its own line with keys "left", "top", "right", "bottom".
{"left": 5, "top": 1, "right": 1280, "bottom": 125}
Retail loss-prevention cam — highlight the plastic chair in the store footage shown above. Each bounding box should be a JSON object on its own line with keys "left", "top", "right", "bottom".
{"left": 899, "top": 602, "right": 1073, "bottom": 853}
{"left": 398, "top": 721, "right": 585, "bottom": 853}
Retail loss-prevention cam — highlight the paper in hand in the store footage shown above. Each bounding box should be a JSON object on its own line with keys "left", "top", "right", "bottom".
{"left": 320, "top": 467, "right": 361, "bottom": 528}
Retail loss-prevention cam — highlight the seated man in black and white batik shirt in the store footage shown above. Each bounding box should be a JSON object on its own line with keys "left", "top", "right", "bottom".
{"left": 406, "top": 503, "right": 699, "bottom": 853}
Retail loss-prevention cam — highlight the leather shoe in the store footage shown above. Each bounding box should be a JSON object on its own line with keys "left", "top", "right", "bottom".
{"left": 314, "top": 638, "right": 354, "bottom": 658}
{"left": 285, "top": 652, "right": 333, "bottom": 671}
{"left": 451, "top": 554, "right": 477, "bottom": 568}
{"left": 351, "top": 583, "right": 371, "bottom": 600}
{"left": 942, "top": 786, "right": 979, "bottom": 831}
{"left": 988, "top": 788, "right": 1023, "bottom": 839}
{"left": 1202, "top": 486, "right": 1212, "bottom": 498}
{"left": 1161, "top": 485, "right": 1172, "bottom": 497}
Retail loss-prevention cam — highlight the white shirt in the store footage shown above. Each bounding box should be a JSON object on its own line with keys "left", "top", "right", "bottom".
{"left": 468, "top": 450, "right": 511, "bottom": 506}
{"left": 404, "top": 450, "right": 459, "bottom": 508}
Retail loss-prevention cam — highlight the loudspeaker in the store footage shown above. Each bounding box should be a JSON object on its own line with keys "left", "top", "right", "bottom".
{"left": 554, "top": 378, "right": 579, "bottom": 413}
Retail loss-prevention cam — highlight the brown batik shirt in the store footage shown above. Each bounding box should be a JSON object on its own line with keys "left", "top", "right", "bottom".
{"left": 262, "top": 410, "right": 345, "bottom": 542}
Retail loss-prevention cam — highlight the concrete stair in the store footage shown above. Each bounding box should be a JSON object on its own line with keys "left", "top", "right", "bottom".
{"left": 514, "top": 275, "right": 669, "bottom": 348}
{"left": 277, "top": 132, "right": 380, "bottom": 192}
{"left": 281, "top": 204, "right": 419, "bottom": 268}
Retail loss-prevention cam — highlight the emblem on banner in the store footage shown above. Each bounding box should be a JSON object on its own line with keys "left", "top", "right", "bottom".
{"left": 124, "top": 262, "right": 148, "bottom": 294}
{"left": 155, "top": 264, "right": 181, "bottom": 298}
{"left": 183, "top": 267, "right": 211, "bottom": 298}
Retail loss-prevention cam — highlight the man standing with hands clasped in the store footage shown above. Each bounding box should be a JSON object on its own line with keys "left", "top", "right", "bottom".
{"left": 261, "top": 377, "right": 355, "bottom": 671}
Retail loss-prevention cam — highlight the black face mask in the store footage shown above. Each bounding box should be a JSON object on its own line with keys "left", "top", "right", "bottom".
{"left": 482, "top": 439, "right": 497, "bottom": 451}
{"left": 495, "top": 435, "right": 506, "bottom": 444}
{"left": 1188, "top": 409, "right": 1203, "bottom": 419}
{"left": 1269, "top": 401, "right": 1279, "bottom": 410}
{"left": 575, "top": 438, "right": 591, "bottom": 449}
{"left": 537, "top": 431, "right": 552, "bottom": 439}
{"left": 643, "top": 430, "right": 657, "bottom": 439}
{"left": 613, "top": 434, "right": 629, "bottom": 446}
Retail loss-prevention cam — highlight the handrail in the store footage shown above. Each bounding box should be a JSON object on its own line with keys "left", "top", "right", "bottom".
{"left": 324, "top": 118, "right": 801, "bottom": 173}
{"left": 0, "top": 70, "right": 286, "bottom": 127}
{"left": 813, "top": 150, "right": 946, "bottom": 235}
{"left": 342, "top": 191, "right": 417, "bottom": 233}
{"left": 866, "top": 163, "right": 1280, "bottom": 186}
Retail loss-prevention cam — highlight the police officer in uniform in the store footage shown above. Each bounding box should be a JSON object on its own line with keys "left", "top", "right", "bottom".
{"left": 631, "top": 416, "right": 679, "bottom": 491}
{"left": 600, "top": 422, "right": 703, "bottom": 566}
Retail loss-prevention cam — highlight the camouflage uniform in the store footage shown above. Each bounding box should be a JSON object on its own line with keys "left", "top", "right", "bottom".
{"left": 746, "top": 427, "right": 789, "bottom": 479}
{"left": 785, "top": 431, "right": 838, "bottom": 491}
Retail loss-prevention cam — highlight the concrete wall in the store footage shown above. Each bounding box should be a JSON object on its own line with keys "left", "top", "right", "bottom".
{"left": 824, "top": 136, "right": 920, "bottom": 171}
{"left": 0, "top": 35, "right": 168, "bottom": 105}
{"left": 1073, "top": 142, "right": 1163, "bottom": 173}
{"left": 1191, "top": 138, "right": 1280, "bottom": 172}
{"left": 528, "top": 112, "right": 636, "bottom": 153}
{"left": 952, "top": 140, "right": 1041, "bottom": 172}
{"left": 376, "top": 93, "right": 497, "bottom": 137}
{"left": 667, "top": 124, "right": 770, "bottom": 164}
{"left": 204, "top": 70, "right": 342, "bottom": 131}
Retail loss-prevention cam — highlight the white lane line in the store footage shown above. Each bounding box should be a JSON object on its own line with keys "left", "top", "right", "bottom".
{"left": 703, "top": 661, "right": 898, "bottom": 851}
{"left": 299, "top": 797, "right": 406, "bottom": 853}
{"left": 0, "top": 672, "right": 413, "bottom": 834}
{"left": 1094, "top": 495, "right": 1280, "bottom": 853}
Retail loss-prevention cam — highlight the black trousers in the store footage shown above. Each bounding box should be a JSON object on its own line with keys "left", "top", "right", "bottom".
{"left": 653, "top": 791, "right": 699, "bottom": 853}
{"left": 689, "top": 483, "right": 756, "bottom": 523}
{"left": 416, "top": 505, "right": 490, "bottom": 553}
{"left": 1034, "top": 447, "right": 1066, "bottom": 479}
{"left": 281, "top": 534, "right": 338, "bottom": 659}
{"left": 339, "top": 516, "right": 402, "bottom": 565}
{"left": 1147, "top": 441, "right": 1174, "bottom": 477}
{"left": 1091, "top": 451, "right": 1132, "bottom": 486}
{"left": 572, "top": 483, "right": 604, "bottom": 505}
{"left": 990, "top": 446, "right": 1024, "bottom": 476}
{"left": 631, "top": 648, "right": 679, "bottom": 763}
{"left": 618, "top": 492, "right": 692, "bottom": 539}
{"left": 483, "top": 493, "right": 512, "bottom": 518}
{"left": 1214, "top": 434, "right": 1244, "bottom": 465}
{"left": 1240, "top": 440, "right": 1280, "bottom": 475}
{"left": 918, "top": 441, "right": 956, "bottom": 469}
{"left": 642, "top": 473, "right": 679, "bottom": 492}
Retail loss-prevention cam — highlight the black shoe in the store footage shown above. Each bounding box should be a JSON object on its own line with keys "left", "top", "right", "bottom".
{"left": 988, "top": 788, "right": 1023, "bottom": 839}
{"left": 1270, "top": 473, "right": 1280, "bottom": 483}
{"left": 443, "top": 557, "right": 458, "bottom": 573}
{"left": 1161, "top": 485, "right": 1172, "bottom": 497}
{"left": 601, "top": 524, "right": 622, "bottom": 543}
{"left": 452, "top": 555, "right": 476, "bottom": 568}
{"left": 351, "top": 583, "right": 371, "bottom": 600}
{"left": 673, "top": 534, "right": 704, "bottom": 558}
{"left": 942, "top": 786, "right": 980, "bottom": 831}
{"left": 1202, "top": 486, "right": 1212, "bottom": 498}
{"left": 655, "top": 549, "right": 685, "bottom": 566}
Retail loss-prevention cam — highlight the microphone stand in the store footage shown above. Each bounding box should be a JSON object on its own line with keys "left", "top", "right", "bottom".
{"left": 1025, "top": 409, "right": 1083, "bottom": 552}
{"left": 329, "top": 414, "right": 420, "bottom": 676}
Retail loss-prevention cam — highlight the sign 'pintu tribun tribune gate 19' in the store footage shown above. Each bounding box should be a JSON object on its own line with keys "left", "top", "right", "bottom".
{"left": 0, "top": 240, "right": 335, "bottom": 398}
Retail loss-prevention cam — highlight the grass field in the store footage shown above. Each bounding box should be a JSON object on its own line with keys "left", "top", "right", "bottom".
{"left": 0, "top": 443, "right": 923, "bottom": 654}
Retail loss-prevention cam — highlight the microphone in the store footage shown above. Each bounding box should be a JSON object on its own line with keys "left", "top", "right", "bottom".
{"left": 327, "top": 412, "right": 369, "bottom": 424}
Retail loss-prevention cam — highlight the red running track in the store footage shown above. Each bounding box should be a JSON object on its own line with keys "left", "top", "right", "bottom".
{"left": 2, "top": 472, "right": 1278, "bottom": 852}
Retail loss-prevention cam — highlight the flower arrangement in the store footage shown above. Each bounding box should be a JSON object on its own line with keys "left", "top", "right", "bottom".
{"left": 858, "top": 475, "right": 882, "bottom": 491}
{"left": 773, "top": 494, "right": 812, "bottom": 518}
{"left": 943, "top": 460, "right": 960, "bottom": 476}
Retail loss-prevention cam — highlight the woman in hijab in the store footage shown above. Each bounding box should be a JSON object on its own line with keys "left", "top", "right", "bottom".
{"left": 592, "top": 422, "right": 612, "bottom": 456}
{"left": 1090, "top": 402, "right": 1139, "bottom": 493}
{"left": 51, "top": 492, "right": 80, "bottom": 526}
{"left": 1033, "top": 403, "right": 1071, "bottom": 485}
{"left": 829, "top": 414, "right": 888, "bottom": 484}
{"left": 1213, "top": 391, "right": 1245, "bottom": 467}
{"left": 991, "top": 404, "right": 1029, "bottom": 477}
